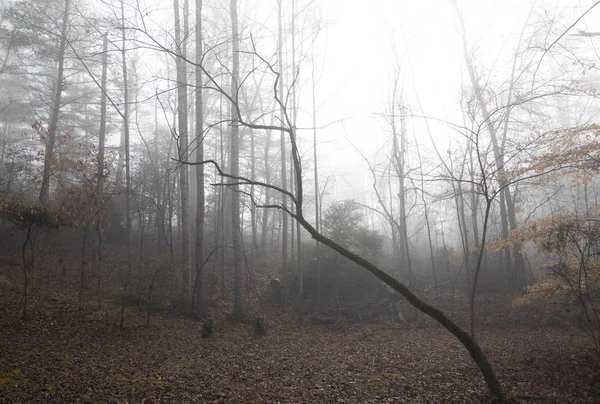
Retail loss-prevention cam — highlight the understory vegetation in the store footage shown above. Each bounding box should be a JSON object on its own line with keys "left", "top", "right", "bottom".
{"left": 1, "top": 250, "right": 599, "bottom": 403}
{"left": 3, "top": 0, "right": 600, "bottom": 402}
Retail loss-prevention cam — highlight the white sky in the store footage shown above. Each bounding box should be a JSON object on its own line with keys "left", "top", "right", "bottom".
{"left": 120, "top": 0, "right": 600, "bottom": 217}
{"left": 297, "top": 0, "right": 599, "bottom": 205}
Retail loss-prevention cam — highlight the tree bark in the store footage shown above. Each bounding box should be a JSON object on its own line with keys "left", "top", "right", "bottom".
{"left": 454, "top": 2, "right": 524, "bottom": 291}
{"left": 290, "top": 0, "right": 303, "bottom": 300}
{"left": 294, "top": 212, "right": 504, "bottom": 399}
{"left": 39, "top": 0, "right": 70, "bottom": 204}
{"left": 174, "top": 0, "right": 192, "bottom": 306}
{"left": 311, "top": 53, "right": 321, "bottom": 305}
{"left": 154, "top": 100, "right": 166, "bottom": 250}
{"left": 250, "top": 128, "right": 257, "bottom": 255}
{"left": 415, "top": 141, "right": 439, "bottom": 306}
{"left": 95, "top": 32, "right": 108, "bottom": 287}
{"left": 119, "top": 0, "right": 132, "bottom": 329}
{"left": 277, "top": 0, "right": 288, "bottom": 300}
{"left": 391, "top": 91, "right": 412, "bottom": 285}
{"left": 194, "top": 0, "right": 207, "bottom": 318}
{"left": 0, "top": 123, "right": 7, "bottom": 175}
{"left": 230, "top": 0, "right": 244, "bottom": 319}
{"left": 261, "top": 129, "right": 272, "bottom": 254}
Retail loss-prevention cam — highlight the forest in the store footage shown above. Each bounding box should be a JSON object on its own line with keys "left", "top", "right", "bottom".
{"left": 1, "top": 0, "right": 600, "bottom": 402}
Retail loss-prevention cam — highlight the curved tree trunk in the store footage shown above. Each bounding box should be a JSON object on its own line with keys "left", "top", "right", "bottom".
{"left": 294, "top": 212, "right": 504, "bottom": 399}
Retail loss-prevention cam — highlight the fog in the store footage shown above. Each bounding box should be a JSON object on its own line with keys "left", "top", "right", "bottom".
{"left": 1, "top": 0, "right": 600, "bottom": 402}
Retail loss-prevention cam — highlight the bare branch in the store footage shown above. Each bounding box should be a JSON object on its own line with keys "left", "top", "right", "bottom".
{"left": 178, "top": 158, "right": 298, "bottom": 206}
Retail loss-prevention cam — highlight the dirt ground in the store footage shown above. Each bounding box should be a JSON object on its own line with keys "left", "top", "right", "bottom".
{"left": 1, "top": 263, "right": 599, "bottom": 403}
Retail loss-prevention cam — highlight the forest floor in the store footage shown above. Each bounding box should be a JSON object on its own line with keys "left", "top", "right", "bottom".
{"left": 1, "top": 263, "right": 599, "bottom": 403}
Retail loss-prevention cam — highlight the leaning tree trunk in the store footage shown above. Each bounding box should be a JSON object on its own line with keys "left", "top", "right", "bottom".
{"left": 181, "top": 6, "right": 506, "bottom": 394}
{"left": 294, "top": 212, "right": 504, "bottom": 399}
{"left": 252, "top": 112, "right": 505, "bottom": 399}
{"left": 185, "top": 127, "right": 506, "bottom": 400}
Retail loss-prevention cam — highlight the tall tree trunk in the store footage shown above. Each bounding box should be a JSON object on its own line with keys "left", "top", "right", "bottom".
{"left": 311, "top": 53, "right": 321, "bottom": 306}
{"left": 154, "top": 100, "right": 166, "bottom": 250}
{"left": 245, "top": 104, "right": 257, "bottom": 255}
{"left": 165, "top": 131, "right": 175, "bottom": 257}
{"left": 468, "top": 143, "right": 479, "bottom": 245}
{"left": 194, "top": 0, "right": 207, "bottom": 318}
{"left": 250, "top": 128, "right": 257, "bottom": 255}
{"left": 119, "top": 0, "right": 132, "bottom": 329}
{"left": 290, "top": 0, "right": 303, "bottom": 300}
{"left": 454, "top": 2, "right": 524, "bottom": 291}
{"left": 39, "top": 0, "right": 70, "bottom": 204}
{"left": 290, "top": 151, "right": 295, "bottom": 277}
{"left": 218, "top": 91, "right": 226, "bottom": 298}
{"left": 116, "top": 124, "right": 125, "bottom": 185}
{"left": 0, "top": 123, "right": 7, "bottom": 178}
{"left": 95, "top": 32, "right": 108, "bottom": 291}
{"left": 471, "top": 196, "right": 493, "bottom": 339}
{"left": 386, "top": 172, "right": 401, "bottom": 277}
{"left": 230, "top": 0, "right": 244, "bottom": 319}
{"left": 415, "top": 140, "right": 439, "bottom": 306}
{"left": 261, "top": 128, "right": 272, "bottom": 254}
{"left": 97, "top": 32, "right": 107, "bottom": 180}
{"left": 277, "top": 0, "right": 288, "bottom": 300}
{"left": 499, "top": 8, "right": 532, "bottom": 291}
{"left": 391, "top": 94, "right": 411, "bottom": 285}
{"left": 218, "top": 90, "right": 226, "bottom": 298}
{"left": 20, "top": 226, "right": 32, "bottom": 321}
{"left": 174, "top": 0, "right": 191, "bottom": 307}
{"left": 506, "top": 192, "right": 525, "bottom": 288}
{"left": 454, "top": 154, "right": 472, "bottom": 282}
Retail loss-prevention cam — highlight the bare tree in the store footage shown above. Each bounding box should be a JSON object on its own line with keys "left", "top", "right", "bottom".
{"left": 193, "top": 0, "right": 207, "bottom": 319}
{"left": 311, "top": 47, "right": 321, "bottom": 305}
{"left": 39, "top": 0, "right": 71, "bottom": 203}
{"left": 230, "top": 0, "right": 244, "bottom": 319}
{"left": 174, "top": 0, "right": 191, "bottom": 307}
{"left": 277, "top": 0, "right": 288, "bottom": 300}
{"left": 453, "top": 0, "right": 526, "bottom": 291}
{"left": 180, "top": 46, "right": 505, "bottom": 398}
{"left": 95, "top": 31, "right": 108, "bottom": 302}
{"left": 119, "top": 0, "right": 132, "bottom": 329}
